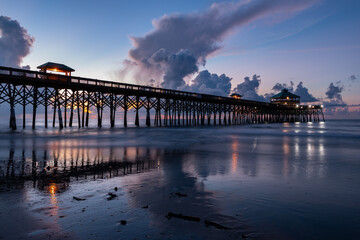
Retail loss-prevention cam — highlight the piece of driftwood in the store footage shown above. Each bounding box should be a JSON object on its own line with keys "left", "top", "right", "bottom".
{"left": 166, "top": 212, "right": 200, "bottom": 222}
{"left": 73, "top": 196, "right": 86, "bottom": 201}
{"left": 204, "top": 219, "right": 230, "bottom": 230}
{"left": 175, "top": 192, "right": 187, "bottom": 197}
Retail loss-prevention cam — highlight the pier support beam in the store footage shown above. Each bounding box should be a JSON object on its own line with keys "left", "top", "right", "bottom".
{"left": 135, "top": 96, "right": 139, "bottom": 127}
{"left": 57, "top": 90, "right": 63, "bottom": 129}
{"left": 22, "top": 85, "right": 26, "bottom": 129}
{"left": 146, "top": 98, "right": 151, "bottom": 127}
{"left": 32, "top": 87, "right": 38, "bottom": 129}
{"left": 44, "top": 87, "right": 48, "bottom": 128}
{"left": 69, "top": 91, "right": 74, "bottom": 127}
{"left": 9, "top": 84, "right": 16, "bottom": 130}
{"left": 123, "top": 95, "right": 128, "bottom": 127}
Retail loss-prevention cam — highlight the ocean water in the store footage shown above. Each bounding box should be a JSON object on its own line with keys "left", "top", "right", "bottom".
{"left": 0, "top": 120, "right": 359, "bottom": 239}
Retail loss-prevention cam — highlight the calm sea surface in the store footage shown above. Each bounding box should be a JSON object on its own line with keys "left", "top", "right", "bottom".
{"left": 0, "top": 119, "right": 359, "bottom": 239}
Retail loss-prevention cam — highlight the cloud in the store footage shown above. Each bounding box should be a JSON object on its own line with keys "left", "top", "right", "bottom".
{"left": 149, "top": 48, "right": 198, "bottom": 89}
{"left": 271, "top": 81, "right": 294, "bottom": 92}
{"left": 0, "top": 16, "right": 34, "bottom": 68}
{"left": 185, "top": 70, "right": 232, "bottom": 96}
{"left": 233, "top": 74, "right": 266, "bottom": 101}
{"left": 267, "top": 81, "right": 317, "bottom": 102}
{"left": 325, "top": 81, "right": 344, "bottom": 100}
{"left": 294, "top": 81, "right": 318, "bottom": 102}
{"left": 349, "top": 75, "right": 357, "bottom": 82}
{"left": 120, "top": 0, "right": 319, "bottom": 89}
{"left": 323, "top": 81, "right": 346, "bottom": 108}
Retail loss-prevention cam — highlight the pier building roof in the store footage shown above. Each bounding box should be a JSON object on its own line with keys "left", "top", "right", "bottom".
{"left": 271, "top": 88, "right": 300, "bottom": 98}
{"left": 37, "top": 62, "right": 75, "bottom": 76}
{"left": 270, "top": 89, "right": 299, "bottom": 99}
{"left": 230, "top": 93, "right": 242, "bottom": 99}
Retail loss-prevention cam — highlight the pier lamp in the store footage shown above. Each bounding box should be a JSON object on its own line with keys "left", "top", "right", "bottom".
{"left": 321, "top": 105, "right": 324, "bottom": 108}
{"left": 296, "top": 104, "right": 299, "bottom": 108}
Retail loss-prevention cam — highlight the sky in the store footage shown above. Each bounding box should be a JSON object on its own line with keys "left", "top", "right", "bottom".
{"left": 1, "top": 0, "right": 360, "bottom": 117}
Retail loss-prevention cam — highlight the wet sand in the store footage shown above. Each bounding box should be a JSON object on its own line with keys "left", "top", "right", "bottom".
{"left": 1, "top": 121, "right": 360, "bottom": 239}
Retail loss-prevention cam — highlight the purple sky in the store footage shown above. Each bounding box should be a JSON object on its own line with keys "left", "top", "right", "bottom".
{"left": 1, "top": 0, "right": 359, "bottom": 117}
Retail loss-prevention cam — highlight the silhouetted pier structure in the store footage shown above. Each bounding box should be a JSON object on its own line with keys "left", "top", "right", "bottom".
{"left": 0, "top": 66, "right": 325, "bottom": 130}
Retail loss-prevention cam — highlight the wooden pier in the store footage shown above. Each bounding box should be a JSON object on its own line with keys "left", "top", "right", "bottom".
{"left": 0, "top": 66, "right": 325, "bottom": 130}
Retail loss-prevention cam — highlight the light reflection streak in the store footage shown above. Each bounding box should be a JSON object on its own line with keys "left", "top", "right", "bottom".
{"left": 282, "top": 136, "right": 290, "bottom": 177}
{"left": 252, "top": 138, "right": 257, "bottom": 151}
{"left": 231, "top": 139, "right": 238, "bottom": 173}
{"left": 294, "top": 137, "right": 300, "bottom": 158}
{"left": 48, "top": 182, "right": 59, "bottom": 217}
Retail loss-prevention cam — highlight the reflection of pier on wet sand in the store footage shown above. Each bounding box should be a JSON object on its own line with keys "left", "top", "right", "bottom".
{"left": 0, "top": 146, "right": 160, "bottom": 190}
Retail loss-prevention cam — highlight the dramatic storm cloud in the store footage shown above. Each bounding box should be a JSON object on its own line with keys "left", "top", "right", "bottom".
{"left": 185, "top": 70, "right": 232, "bottom": 96}
{"left": 121, "top": 0, "right": 318, "bottom": 89}
{"left": 149, "top": 49, "right": 198, "bottom": 89}
{"left": 233, "top": 74, "right": 266, "bottom": 101}
{"left": 0, "top": 16, "right": 34, "bottom": 67}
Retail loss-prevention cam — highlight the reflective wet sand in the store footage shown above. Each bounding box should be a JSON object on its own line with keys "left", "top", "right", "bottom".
{"left": 1, "top": 120, "right": 359, "bottom": 239}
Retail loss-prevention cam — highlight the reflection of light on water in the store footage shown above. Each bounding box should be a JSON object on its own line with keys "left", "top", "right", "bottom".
{"left": 307, "top": 141, "right": 313, "bottom": 158}
{"left": 232, "top": 153, "right": 238, "bottom": 173}
{"left": 319, "top": 143, "right": 325, "bottom": 158}
{"left": 252, "top": 138, "right": 257, "bottom": 151}
{"left": 49, "top": 183, "right": 57, "bottom": 195}
{"left": 305, "top": 138, "right": 327, "bottom": 179}
{"left": 48, "top": 183, "right": 59, "bottom": 217}
{"left": 282, "top": 136, "right": 290, "bottom": 177}
{"left": 283, "top": 137, "right": 290, "bottom": 155}
{"left": 317, "top": 141, "right": 326, "bottom": 178}
{"left": 231, "top": 140, "right": 238, "bottom": 173}
{"left": 294, "top": 138, "right": 300, "bottom": 158}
